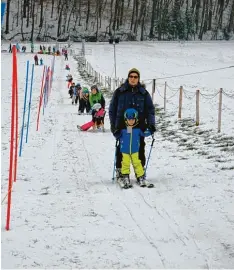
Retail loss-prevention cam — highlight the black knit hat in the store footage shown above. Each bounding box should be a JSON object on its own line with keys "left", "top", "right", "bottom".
{"left": 91, "top": 85, "right": 98, "bottom": 91}
{"left": 128, "top": 68, "right": 140, "bottom": 78}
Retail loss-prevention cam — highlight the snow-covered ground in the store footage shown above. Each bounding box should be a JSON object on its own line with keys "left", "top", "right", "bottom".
{"left": 1, "top": 42, "right": 234, "bottom": 269}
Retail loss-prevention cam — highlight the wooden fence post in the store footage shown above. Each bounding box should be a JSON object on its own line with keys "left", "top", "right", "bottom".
{"left": 196, "top": 89, "right": 200, "bottom": 126}
{"left": 218, "top": 88, "right": 223, "bottom": 133}
{"left": 178, "top": 86, "right": 183, "bottom": 119}
{"left": 164, "top": 81, "right": 167, "bottom": 111}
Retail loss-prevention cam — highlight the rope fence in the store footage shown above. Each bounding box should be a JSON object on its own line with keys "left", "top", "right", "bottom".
{"left": 80, "top": 54, "right": 233, "bottom": 134}
{"left": 153, "top": 82, "right": 233, "bottom": 133}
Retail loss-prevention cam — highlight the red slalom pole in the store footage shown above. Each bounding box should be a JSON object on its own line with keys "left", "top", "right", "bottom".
{"left": 6, "top": 45, "right": 17, "bottom": 231}
{"left": 13, "top": 48, "right": 18, "bottom": 182}
{"left": 36, "top": 66, "right": 46, "bottom": 131}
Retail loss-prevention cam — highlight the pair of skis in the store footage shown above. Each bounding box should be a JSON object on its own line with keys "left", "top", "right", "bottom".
{"left": 77, "top": 125, "right": 105, "bottom": 132}
{"left": 116, "top": 178, "right": 154, "bottom": 189}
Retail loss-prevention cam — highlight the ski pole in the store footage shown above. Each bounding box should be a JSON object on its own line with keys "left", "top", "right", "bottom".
{"left": 144, "top": 135, "right": 155, "bottom": 177}
{"left": 112, "top": 140, "right": 118, "bottom": 181}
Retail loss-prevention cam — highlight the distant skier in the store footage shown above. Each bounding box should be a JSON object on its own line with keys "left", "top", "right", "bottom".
{"left": 66, "top": 74, "right": 73, "bottom": 88}
{"left": 16, "top": 42, "right": 20, "bottom": 52}
{"left": 64, "top": 48, "right": 68, "bottom": 60}
{"left": 34, "top": 54, "right": 39, "bottom": 65}
{"left": 65, "top": 64, "right": 70, "bottom": 70}
{"left": 71, "top": 83, "right": 78, "bottom": 105}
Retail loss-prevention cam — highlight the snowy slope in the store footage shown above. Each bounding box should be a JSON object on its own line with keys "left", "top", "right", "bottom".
{"left": 1, "top": 43, "right": 234, "bottom": 268}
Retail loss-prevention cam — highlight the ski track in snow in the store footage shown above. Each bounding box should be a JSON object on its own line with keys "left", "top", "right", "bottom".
{"left": 1, "top": 51, "right": 234, "bottom": 269}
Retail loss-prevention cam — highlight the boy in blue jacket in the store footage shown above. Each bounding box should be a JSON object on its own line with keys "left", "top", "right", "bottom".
{"left": 118, "top": 108, "right": 151, "bottom": 188}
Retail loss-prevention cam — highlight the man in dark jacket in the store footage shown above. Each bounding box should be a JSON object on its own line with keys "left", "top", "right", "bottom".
{"left": 109, "top": 68, "right": 156, "bottom": 182}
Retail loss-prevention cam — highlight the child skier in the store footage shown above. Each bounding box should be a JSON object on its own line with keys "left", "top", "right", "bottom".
{"left": 72, "top": 83, "right": 78, "bottom": 105}
{"left": 77, "top": 103, "right": 105, "bottom": 131}
{"left": 66, "top": 74, "right": 73, "bottom": 88}
{"left": 89, "top": 85, "right": 105, "bottom": 109}
{"left": 78, "top": 87, "right": 91, "bottom": 114}
{"left": 68, "top": 82, "right": 75, "bottom": 99}
{"left": 116, "top": 108, "right": 153, "bottom": 189}
{"left": 75, "top": 83, "right": 82, "bottom": 105}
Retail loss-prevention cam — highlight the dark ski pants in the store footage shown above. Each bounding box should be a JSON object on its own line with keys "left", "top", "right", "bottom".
{"left": 116, "top": 137, "right": 146, "bottom": 169}
{"left": 79, "top": 99, "right": 91, "bottom": 113}
{"left": 75, "top": 96, "right": 79, "bottom": 105}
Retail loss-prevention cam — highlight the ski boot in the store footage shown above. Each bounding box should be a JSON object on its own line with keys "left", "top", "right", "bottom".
{"left": 135, "top": 168, "right": 154, "bottom": 188}
{"left": 137, "top": 176, "right": 147, "bottom": 187}
{"left": 118, "top": 174, "right": 132, "bottom": 189}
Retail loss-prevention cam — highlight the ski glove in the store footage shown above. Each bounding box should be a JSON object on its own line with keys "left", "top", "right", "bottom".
{"left": 111, "top": 125, "right": 121, "bottom": 139}
{"left": 148, "top": 125, "right": 156, "bottom": 134}
{"left": 110, "top": 124, "right": 116, "bottom": 134}
{"left": 143, "top": 129, "right": 152, "bottom": 137}
{"left": 114, "top": 129, "right": 121, "bottom": 140}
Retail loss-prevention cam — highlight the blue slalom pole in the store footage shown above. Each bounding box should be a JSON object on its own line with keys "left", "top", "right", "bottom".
{"left": 25, "top": 64, "right": 34, "bottom": 143}
{"left": 19, "top": 61, "right": 29, "bottom": 156}
{"left": 144, "top": 135, "right": 155, "bottom": 177}
{"left": 112, "top": 140, "right": 118, "bottom": 181}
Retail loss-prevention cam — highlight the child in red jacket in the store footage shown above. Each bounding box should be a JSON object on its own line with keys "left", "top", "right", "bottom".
{"left": 77, "top": 103, "right": 106, "bottom": 131}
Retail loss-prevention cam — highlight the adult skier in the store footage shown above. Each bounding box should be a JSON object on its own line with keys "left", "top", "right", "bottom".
{"left": 109, "top": 68, "right": 156, "bottom": 186}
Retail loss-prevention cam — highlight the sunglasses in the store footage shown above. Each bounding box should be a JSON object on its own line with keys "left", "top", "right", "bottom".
{"left": 129, "top": 75, "right": 139, "bottom": 79}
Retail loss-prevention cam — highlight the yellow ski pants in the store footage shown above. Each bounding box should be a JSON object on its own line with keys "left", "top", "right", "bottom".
{"left": 121, "top": 152, "right": 144, "bottom": 178}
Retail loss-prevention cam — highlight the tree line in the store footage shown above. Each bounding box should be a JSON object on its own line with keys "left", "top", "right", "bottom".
{"left": 3, "top": 0, "right": 234, "bottom": 41}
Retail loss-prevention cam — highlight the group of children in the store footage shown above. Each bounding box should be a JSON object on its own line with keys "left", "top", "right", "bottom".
{"left": 65, "top": 71, "right": 154, "bottom": 188}
{"left": 66, "top": 73, "right": 106, "bottom": 131}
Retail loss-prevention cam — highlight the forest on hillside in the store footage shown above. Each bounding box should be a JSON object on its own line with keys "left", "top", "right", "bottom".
{"left": 2, "top": 0, "right": 234, "bottom": 42}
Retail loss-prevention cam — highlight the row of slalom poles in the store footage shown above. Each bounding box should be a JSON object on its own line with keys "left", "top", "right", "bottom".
{"left": 6, "top": 45, "right": 19, "bottom": 231}
{"left": 36, "top": 62, "right": 54, "bottom": 131}
{"left": 19, "top": 61, "right": 35, "bottom": 156}
{"left": 36, "top": 66, "right": 46, "bottom": 131}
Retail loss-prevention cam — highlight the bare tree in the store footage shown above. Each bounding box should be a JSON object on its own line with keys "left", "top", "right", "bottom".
{"left": 26, "top": 0, "right": 30, "bottom": 28}
{"left": 5, "top": 0, "right": 11, "bottom": 34}
{"left": 57, "top": 0, "right": 65, "bottom": 37}
{"left": 108, "top": 0, "right": 114, "bottom": 35}
{"left": 133, "top": 0, "right": 139, "bottom": 34}
{"left": 149, "top": 0, "right": 157, "bottom": 38}
{"left": 30, "top": 0, "right": 36, "bottom": 41}
{"left": 39, "top": 0, "right": 44, "bottom": 28}
{"left": 228, "top": 0, "right": 234, "bottom": 32}
{"left": 86, "top": 0, "right": 91, "bottom": 31}
{"left": 51, "top": 0, "right": 55, "bottom": 18}
{"left": 140, "top": 0, "right": 147, "bottom": 40}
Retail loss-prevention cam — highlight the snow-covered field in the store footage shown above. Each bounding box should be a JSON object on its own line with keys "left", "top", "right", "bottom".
{"left": 1, "top": 41, "right": 234, "bottom": 269}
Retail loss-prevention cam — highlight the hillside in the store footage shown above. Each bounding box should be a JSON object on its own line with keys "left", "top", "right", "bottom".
{"left": 2, "top": 0, "right": 234, "bottom": 42}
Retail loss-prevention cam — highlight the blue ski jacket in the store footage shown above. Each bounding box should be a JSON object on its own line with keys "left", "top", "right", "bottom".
{"left": 109, "top": 80, "right": 155, "bottom": 131}
{"left": 120, "top": 128, "right": 151, "bottom": 154}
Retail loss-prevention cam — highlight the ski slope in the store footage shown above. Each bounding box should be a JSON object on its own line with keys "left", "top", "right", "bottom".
{"left": 1, "top": 44, "right": 234, "bottom": 268}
